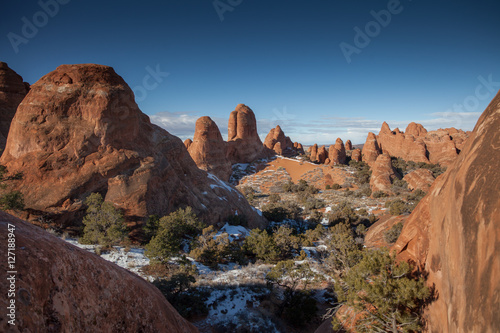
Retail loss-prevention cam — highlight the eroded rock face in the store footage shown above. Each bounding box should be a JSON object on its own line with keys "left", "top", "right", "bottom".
{"left": 0, "top": 212, "right": 198, "bottom": 333}
{"left": 187, "top": 116, "right": 231, "bottom": 181}
{"left": 264, "top": 125, "right": 303, "bottom": 156}
{"left": 361, "top": 132, "right": 381, "bottom": 167}
{"left": 394, "top": 91, "right": 500, "bottom": 332}
{"left": 183, "top": 138, "right": 192, "bottom": 150}
{"left": 330, "top": 138, "right": 346, "bottom": 165}
{"left": 226, "top": 104, "right": 267, "bottom": 164}
{"left": 0, "top": 62, "right": 29, "bottom": 150}
{"left": 369, "top": 153, "right": 399, "bottom": 194}
{"left": 309, "top": 144, "right": 318, "bottom": 162}
{"left": 403, "top": 168, "right": 434, "bottom": 192}
{"left": 345, "top": 140, "right": 353, "bottom": 151}
{"left": 372, "top": 121, "right": 470, "bottom": 167}
{"left": 351, "top": 148, "right": 362, "bottom": 162}
{"left": 0, "top": 64, "right": 264, "bottom": 229}
{"left": 377, "top": 122, "right": 429, "bottom": 164}
{"left": 317, "top": 145, "right": 328, "bottom": 164}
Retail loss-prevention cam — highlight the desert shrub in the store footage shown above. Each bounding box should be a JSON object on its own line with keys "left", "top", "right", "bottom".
{"left": 333, "top": 248, "right": 430, "bottom": 332}
{"left": 356, "top": 184, "right": 372, "bottom": 197}
{"left": 303, "top": 224, "right": 326, "bottom": 245}
{"left": 143, "top": 214, "right": 160, "bottom": 244}
{"left": 243, "top": 229, "right": 279, "bottom": 263}
{"left": 343, "top": 189, "right": 354, "bottom": 197}
{"left": 307, "top": 210, "right": 324, "bottom": 225}
{"left": 266, "top": 260, "right": 319, "bottom": 326}
{"left": 357, "top": 208, "right": 368, "bottom": 216}
{"left": 153, "top": 265, "right": 209, "bottom": 319}
{"left": 391, "top": 157, "right": 408, "bottom": 175}
{"left": 226, "top": 213, "right": 248, "bottom": 227}
{"left": 261, "top": 201, "right": 302, "bottom": 222}
{"left": 327, "top": 201, "right": 359, "bottom": 226}
{"left": 268, "top": 193, "right": 281, "bottom": 203}
{"left": 386, "top": 199, "right": 413, "bottom": 216}
{"left": 384, "top": 222, "right": 403, "bottom": 244}
{"left": 145, "top": 207, "right": 205, "bottom": 263}
{"left": 355, "top": 224, "right": 367, "bottom": 237}
{"left": 407, "top": 189, "right": 426, "bottom": 204}
{"left": 272, "top": 225, "right": 301, "bottom": 260}
{"left": 372, "top": 190, "right": 388, "bottom": 198}
{"left": 80, "top": 193, "right": 128, "bottom": 246}
{"left": 331, "top": 183, "right": 342, "bottom": 190}
{"left": 392, "top": 178, "right": 408, "bottom": 189}
{"left": 189, "top": 226, "right": 245, "bottom": 268}
{"left": 0, "top": 191, "right": 25, "bottom": 211}
{"left": 350, "top": 160, "right": 371, "bottom": 184}
{"left": 282, "top": 179, "right": 319, "bottom": 194}
{"left": 323, "top": 222, "right": 363, "bottom": 275}
{"left": 325, "top": 184, "right": 331, "bottom": 190}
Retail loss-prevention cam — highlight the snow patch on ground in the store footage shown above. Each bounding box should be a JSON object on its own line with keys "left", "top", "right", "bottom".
{"left": 217, "top": 223, "right": 250, "bottom": 242}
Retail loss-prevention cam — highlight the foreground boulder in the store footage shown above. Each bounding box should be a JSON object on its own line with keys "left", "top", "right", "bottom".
{"left": 394, "top": 90, "right": 500, "bottom": 332}
{"left": 0, "top": 212, "right": 198, "bottom": 333}
{"left": 0, "top": 62, "right": 29, "bottom": 150}
{"left": 0, "top": 64, "right": 264, "bottom": 228}
{"left": 403, "top": 168, "right": 435, "bottom": 192}
{"left": 187, "top": 116, "right": 231, "bottom": 181}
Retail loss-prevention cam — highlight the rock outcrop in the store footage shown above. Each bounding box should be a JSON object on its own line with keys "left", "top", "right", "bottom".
{"left": 226, "top": 104, "right": 267, "bottom": 164}
{"left": 263, "top": 125, "right": 303, "bottom": 156}
{"left": 369, "top": 153, "right": 399, "bottom": 194}
{"left": 328, "top": 138, "right": 346, "bottom": 165}
{"left": 183, "top": 138, "right": 192, "bottom": 150}
{"left": 317, "top": 145, "right": 328, "bottom": 164}
{"left": 394, "top": 91, "right": 500, "bottom": 332}
{"left": 370, "top": 121, "right": 470, "bottom": 167}
{"left": 361, "top": 132, "right": 381, "bottom": 167}
{"left": 0, "top": 212, "right": 198, "bottom": 333}
{"left": 309, "top": 144, "right": 318, "bottom": 162}
{"left": 351, "top": 148, "right": 362, "bottom": 162}
{"left": 402, "top": 168, "right": 435, "bottom": 192}
{"left": 345, "top": 139, "right": 353, "bottom": 151}
{"left": 187, "top": 116, "right": 232, "bottom": 181}
{"left": 0, "top": 64, "right": 264, "bottom": 229}
{"left": 0, "top": 62, "right": 29, "bottom": 150}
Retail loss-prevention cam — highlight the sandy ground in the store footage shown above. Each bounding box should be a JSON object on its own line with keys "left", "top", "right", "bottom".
{"left": 241, "top": 157, "right": 355, "bottom": 191}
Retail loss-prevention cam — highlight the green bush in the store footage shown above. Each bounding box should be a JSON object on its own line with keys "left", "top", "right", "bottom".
{"left": 145, "top": 207, "right": 205, "bottom": 263}
{"left": 384, "top": 222, "right": 404, "bottom": 244}
{"left": 327, "top": 201, "right": 359, "bottom": 226}
{"left": 226, "top": 213, "right": 248, "bottom": 227}
{"left": 331, "top": 183, "right": 342, "bottom": 190}
{"left": 0, "top": 191, "right": 25, "bottom": 211}
{"left": 386, "top": 199, "right": 413, "bottom": 216}
{"left": 243, "top": 229, "right": 279, "bottom": 263}
{"left": 261, "top": 201, "right": 302, "bottom": 222}
{"left": 372, "top": 190, "right": 388, "bottom": 198}
{"left": 273, "top": 225, "right": 301, "bottom": 260}
{"left": 143, "top": 215, "right": 160, "bottom": 244}
{"left": 80, "top": 193, "right": 128, "bottom": 246}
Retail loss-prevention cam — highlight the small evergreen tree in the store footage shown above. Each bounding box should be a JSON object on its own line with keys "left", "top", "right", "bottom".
{"left": 145, "top": 207, "right": 205, "bottom": 264}
{"left": 243, "top": 229, "right": 279, "bottom": 263}
{"left": 333, "top": 249, "right": 430, "bottom": 333}
{"left": 81, "top": 193, "right": 127, "bottom": 246}
{"left": 0, "top": 191, "right": 24, "bottom": 211}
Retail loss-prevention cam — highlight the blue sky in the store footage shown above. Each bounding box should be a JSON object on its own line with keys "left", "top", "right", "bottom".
{"left": 1, "top": 0, "right": 499, "bottom": 144}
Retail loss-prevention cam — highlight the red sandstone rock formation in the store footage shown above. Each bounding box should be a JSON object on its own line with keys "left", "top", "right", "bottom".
{"left": 361, "top": 132, "right": 381, "bottom": 167}
{"left": 0, "top": 64, "right": 264, "bottom": 229}
{"left": 0, "top": 212, "right": 198, "bottom": 333}
{"left": 377, "top": 122, "right": 429, "bottom": 164}
{"left": 345, "top": 139, "right": 353, "bottom": 151}
{"left": 309, "top": 143, "right": 318, "bottom": 162}
{"left": 0, "top": 62, "right": 29, "bottom": 150}
{"left": 351, "top": 148, "right": 362, "bottom": 162}
{"left": 370, "top": 121, "right": 470, "bottom": 167}
{"left": 331, "top": 138, "right": 347, "bottom": 165}
{"left": 183, "top": 138, "right": 192, "bottom": 149}
{"left": 188, "top": 116, "right": 232, "bottom": 181}
{"left": 317, "top": 145, "right": 328, "bottom": 164}
{"left": 295, "top": 142, "right": 305, "bottom": 154}
{"left": 369, "top": 153, "right": 399, "bottom": 194}
{"left": 264, "top": 125, "right": 303, "bottom": 156}
{"left": 403, "top": 168, "right": 435, "bottom": 192}
{"left": 394, "top": 91, "right": 500, "bottom": 332}
{"left": 226, "top": 104, "right": 267, "bottom": 163}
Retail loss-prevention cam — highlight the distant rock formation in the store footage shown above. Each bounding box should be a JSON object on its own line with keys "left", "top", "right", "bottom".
{"left": 394, "top": 90, "right": 500, "bottom": 332}
{"left": 0, "top": 62, "right": 29, "bottom": 150}
{"left": 187, "top": 116, "right": 232, "bottom": 181}
{"left": 345, "top": 139, "right": 353, "bottom": 151}
{"left": 403, "top": 168, "right": 434, "bottom": 192}
{"left": 361, "top": 132, "right": 381, "bottom": 167}
{"left": 309, "top": 143, "right": 318, "bottom": 162}
{"left": 263, "top": 125, "right": 303, "bottom": 156}
{"left": 0, "top": 64, "right": 264, "bottom": 229}
{"left": 351, "top": 148, "right": 362, "bottom": 162}
{"left": 226, "top": 104, "right": 267, "bottom": 164}
{"left": 328, "top": 138, "right": 346, "bottom": 165}
{"left": 0, "top": 212, "right": 199, "bottom": 333}
{"left": 369, "top": 153, "right": 399, "bottom": 194}
{"left": 183, "top": 138, "right": 192, "bottom": 149}
{"left": 365, "top": 121, "right": 470, "bottom": 167}
{"left": 317, "top": 145, "right": 328, "bottom": 164}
